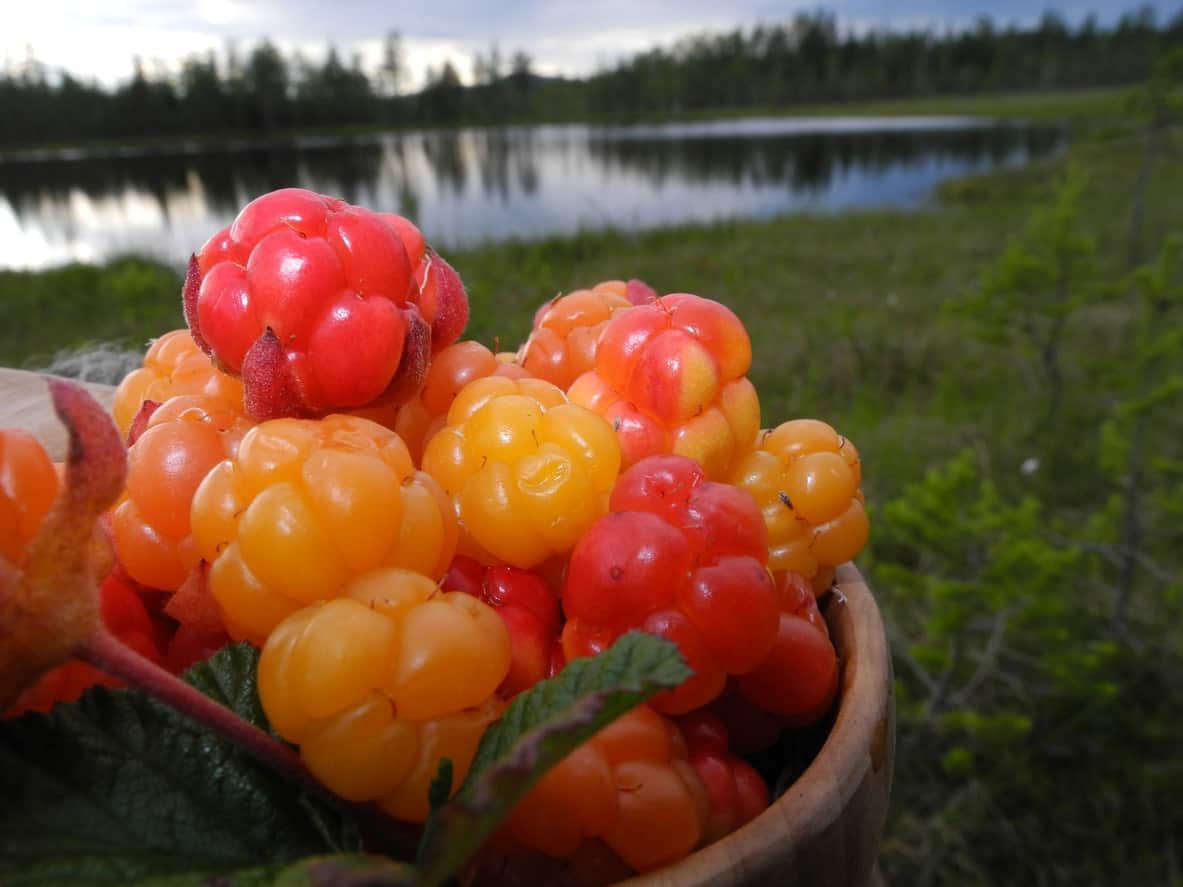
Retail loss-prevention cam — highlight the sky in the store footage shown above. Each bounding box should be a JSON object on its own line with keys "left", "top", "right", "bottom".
{"left": 2, "top": 1, "right": 1175, "bottom": 91}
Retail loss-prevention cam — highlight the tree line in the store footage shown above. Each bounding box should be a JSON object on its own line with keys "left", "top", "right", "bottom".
{"left": 1, "top": 7, "right": 1180, "bottom": 147}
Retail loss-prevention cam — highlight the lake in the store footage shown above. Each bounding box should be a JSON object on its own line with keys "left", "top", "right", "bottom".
{"left": 0, "top": 117, "right": 1062, "bottom": 270}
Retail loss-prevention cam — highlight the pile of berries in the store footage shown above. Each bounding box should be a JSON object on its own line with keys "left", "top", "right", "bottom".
{"left": 1, "top": 188, "right": 869, "bottom": 877}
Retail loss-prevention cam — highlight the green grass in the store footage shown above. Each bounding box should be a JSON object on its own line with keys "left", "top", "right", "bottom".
{"left": 773, "top": 85, "right": 1134, "bottom": 122}
{"left": 0, "top": 257, "right": 184, "bottom": 369}
{"left": 625, "top": 85, "right": 1135, "bottom": 128}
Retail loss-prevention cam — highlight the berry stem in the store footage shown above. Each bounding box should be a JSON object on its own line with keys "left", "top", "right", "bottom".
{"left": 79, "top": 626, "right": 315, "bottom": 792}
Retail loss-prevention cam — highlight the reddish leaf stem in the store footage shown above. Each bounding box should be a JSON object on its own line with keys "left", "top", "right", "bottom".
{"left": 79, "top": 626, "right": 316, "bottom": 793}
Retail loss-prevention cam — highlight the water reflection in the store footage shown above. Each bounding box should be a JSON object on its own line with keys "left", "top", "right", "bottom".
{"left": 0, "top": 118, "right": 1061, "bottom": 269}
{"left": 586, "top": 124, "right": 1057, "bottom": 190}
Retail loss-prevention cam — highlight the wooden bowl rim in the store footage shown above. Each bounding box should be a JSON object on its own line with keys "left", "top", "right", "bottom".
{"left": 623, "top": 562, "right": 893, "bottom": 885}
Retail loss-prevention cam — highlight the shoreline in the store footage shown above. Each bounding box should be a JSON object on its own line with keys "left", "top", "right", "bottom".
{"left": 0, "top": 86, "right": 1127, "bottom": 162}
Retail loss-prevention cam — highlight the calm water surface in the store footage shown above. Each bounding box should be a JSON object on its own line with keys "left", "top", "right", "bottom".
{"left": 0, "top": 117, "right": 1062, "bottom": 269}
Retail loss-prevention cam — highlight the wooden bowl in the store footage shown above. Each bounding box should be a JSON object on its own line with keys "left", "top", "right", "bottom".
{"left": 628, "top": 563, "right": 895, "bottom": 887}
{"left": 1, "top": 367, "right": 894, "bottom": 886}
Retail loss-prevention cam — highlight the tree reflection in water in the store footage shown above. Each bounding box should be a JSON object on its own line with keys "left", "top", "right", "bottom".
{"left": 0, "top": 119, "right": 1061, "bottom": 269}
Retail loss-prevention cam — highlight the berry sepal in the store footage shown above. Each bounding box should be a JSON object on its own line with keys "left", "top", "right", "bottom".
{"left": 0, "top": 379, "right": 125, "bottom": 709}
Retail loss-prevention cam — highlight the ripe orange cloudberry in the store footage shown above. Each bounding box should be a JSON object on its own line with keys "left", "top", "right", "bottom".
{"left": 190, "top": 414, "right": 456, "bottom": 645}
{"left": 257, "top": 568, "right": 508, "bottom": 820}
{"left": 729, "top": 419, "right": 868, "bottom": 583}
{"left": 421, "top": 376, "right": 620, "bottom": 569}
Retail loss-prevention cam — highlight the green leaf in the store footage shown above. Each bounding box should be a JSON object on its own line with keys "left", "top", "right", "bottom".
{"left": 416, "top": 631, "right": 689, "bottom": 887}
{"left": 183, "top": 641, "right": 270, "bottom": 730}
{"left": 0, "top": 646, "right": 361, "bottom": 886}
{"left": 426, "top": 758, "right": 454, "bottom": 816}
